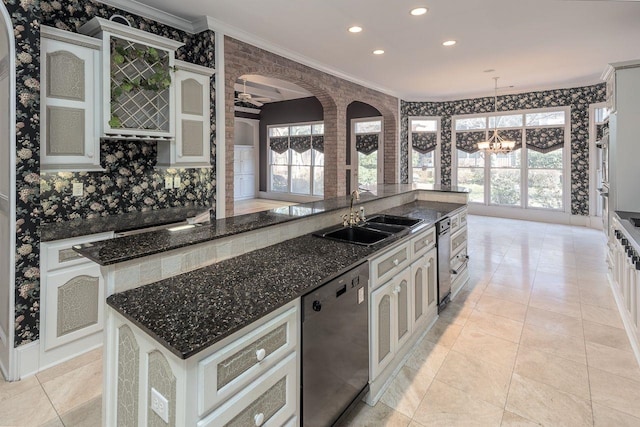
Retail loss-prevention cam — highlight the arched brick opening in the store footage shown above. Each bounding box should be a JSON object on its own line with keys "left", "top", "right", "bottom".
{"left": 224, "top": 36, "right": 399, "bottom": 217}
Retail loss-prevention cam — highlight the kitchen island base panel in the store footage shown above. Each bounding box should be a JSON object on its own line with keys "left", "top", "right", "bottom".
{"left": 104, "top": 300, "right": 300, "bottom": 427}
{"left": 366, "top": 314, "right": 439, "bottom": 406}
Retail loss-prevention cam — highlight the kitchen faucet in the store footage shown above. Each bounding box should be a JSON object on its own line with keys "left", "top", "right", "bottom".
{"left": 343, "top": 190, "right": 365, "bottom": 226}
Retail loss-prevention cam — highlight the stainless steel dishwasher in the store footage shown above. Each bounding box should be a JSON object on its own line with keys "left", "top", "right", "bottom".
{"left": 302, "top": 262, "right": 369, "bottom": 427}
{"left": 436, "top": 217, "right": 452, "bottom": 311}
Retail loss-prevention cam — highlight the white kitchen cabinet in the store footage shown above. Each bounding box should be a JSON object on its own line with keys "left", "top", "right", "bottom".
{"left": 40, "top": 27, "right": 102, "bottom": 171}
{"left": 40, "top": 232, "right": 113, "bottom": 368}
{"left": 450, "top": 207, "right": 470, "bottom": 299}
{"left": 370, "top": 266, "right": 412, "bottom": 380}
{"left": 601, "top": 61, "right": 640, "bottom": 227}
{"left": 79, "top": 17, "right": 184, "bottom": 139}
{"left": 157, "top": 60, "right": 215, "bottom": 168}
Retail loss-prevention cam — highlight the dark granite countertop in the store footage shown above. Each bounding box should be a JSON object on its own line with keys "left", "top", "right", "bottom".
{"left": 40, "top": 206, "right": 211, "bottom": 242}
{"left": 75, "top": 184, "right": 468, "bottom": 266}
{"left": 615, "top": 211, "right": 640, "bottom": 252}
{"left": 106, "top": 200, "right": 465, "bottom": 359}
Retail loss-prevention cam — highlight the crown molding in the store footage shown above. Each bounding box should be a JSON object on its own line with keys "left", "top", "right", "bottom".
{"left": 403, "top": 76, "right": 605, "bottom": 103}
{"left": 97, "top": 0, "right": 195, "bottom": 33}
{"left": 198, "top": 16, "right": 402, "bottom": 100}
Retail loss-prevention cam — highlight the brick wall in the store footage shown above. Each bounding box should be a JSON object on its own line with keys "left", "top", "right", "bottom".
{"left": 224, "top": 36, "right": 399, "bottom": 217}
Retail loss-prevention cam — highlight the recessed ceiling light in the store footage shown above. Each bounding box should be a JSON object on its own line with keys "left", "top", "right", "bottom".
{"left": 483, "top": 69, "right": 495, "bottom": 73}
{"left": 348, "top": 26, "right": 363, "bottom": 33}
{"left": 442, "top": 40, "right": 457, "bottom": 46}
{"left": 373, "top": 49, "right": 385, "bottom": 55}
{"left": 410, "top": 7, "right": 428, "bottom": 16}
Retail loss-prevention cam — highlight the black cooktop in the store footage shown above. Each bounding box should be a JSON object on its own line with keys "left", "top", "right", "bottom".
{"left": 630, "top": 218, "right": 640, "bottom": 227}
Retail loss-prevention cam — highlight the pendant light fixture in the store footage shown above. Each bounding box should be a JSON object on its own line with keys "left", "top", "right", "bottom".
{"left": 477, "top": 77, "right": 515, "bottom": 154}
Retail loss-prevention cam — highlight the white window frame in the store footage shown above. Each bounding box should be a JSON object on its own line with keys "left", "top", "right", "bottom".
{"left": 408, "top": 116, "right": 441, "bottom": 185}
{"left": 351, "top": 116, "right": 384, "bottom": 189}
{"left": 452, "top": 106, "right": 571, "bottom": 213}
{"left": 266, "top": 120, "right": 324, "bottom": 198}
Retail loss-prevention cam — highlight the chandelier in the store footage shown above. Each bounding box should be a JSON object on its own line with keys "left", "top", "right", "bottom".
{"left": 477, "top": 77, "right": 515, "bottom": 154}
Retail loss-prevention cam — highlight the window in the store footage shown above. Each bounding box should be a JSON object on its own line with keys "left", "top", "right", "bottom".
{"left": 409, "top": 117, "right": 440, "bottom": 185}
{"left": 353, "top": 118, "right": 383, "bottom": 187}
{"left": 268, "top": 122, "right": 324, "bottom": 196}
{"left": 453, "top": 108, "right": 568, "bottom": 211}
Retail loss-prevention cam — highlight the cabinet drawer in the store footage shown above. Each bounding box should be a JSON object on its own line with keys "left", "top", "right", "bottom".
{"left": 198, "top": 352, "right": 297, "bottom": 427}
{"left": 371, "top": 242, "right": 410, "bottom": 288}
{"left": 43, "top": 232, "right": 113, "bottom": 271}
{"left": 410, "top": 226, "right": 436, "bottom": 259}
{"left": 198, "top": 307, "right": 297, "bottom": 415}
{"left": 451, "top": 228, "right": 467, "bottom": 257}
{"left": 450, "top": 213, "right": 460, "bottom": 234}
{"left": 459, "top": 210, "right": 468, "bottom": 228}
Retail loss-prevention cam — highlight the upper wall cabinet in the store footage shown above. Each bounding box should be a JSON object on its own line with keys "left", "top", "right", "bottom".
{"left": 40, "top": 26, "right": 103, "bottom": 171}
{"left": 79, "top": 17, "right": 184, "bottom": 140}
{"left": 157, "top": 60, "right": 215, "bottom": 168}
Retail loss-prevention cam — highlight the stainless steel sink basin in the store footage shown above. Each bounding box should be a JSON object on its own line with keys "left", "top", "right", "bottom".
{"left": 360, "top": 222, "right": 410, "bottom": 236}
{"left": 315, "top": 226, "right": 394, "bottom": 246}
{"left": 365, "top": 214, "right": 423, "bottom": 228}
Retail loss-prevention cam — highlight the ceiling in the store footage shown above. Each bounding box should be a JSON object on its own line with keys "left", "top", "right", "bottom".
{"left": 235, "top": 75, "right": 313, "bottom": 105}
{"left": 127, "top": 0, "right": 640, "bottom": 100}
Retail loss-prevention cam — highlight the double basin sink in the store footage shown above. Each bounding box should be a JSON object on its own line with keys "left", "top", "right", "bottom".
{"left": 315, "top": 214, "right": 424, "bottom": 246}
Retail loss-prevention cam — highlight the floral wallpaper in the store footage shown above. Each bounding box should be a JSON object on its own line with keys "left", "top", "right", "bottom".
{"left": 401, "top": 83, "right": 606, "bottom": 215}
{"left": 5, "top": 0, "right": 41, "bottom": 346}
{"left": 3, "top": 0, "right": 217, "bottom": 346}
{"left": 40, "top": 141, "right": 214, "bottom": 221}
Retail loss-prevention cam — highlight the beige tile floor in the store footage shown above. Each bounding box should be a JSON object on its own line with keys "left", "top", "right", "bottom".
{"left": 343, "top": 215, "right": 640, "bottom": 427}
{"left": 2, "top": 215, "right": 639, "bottom": 426}
{"left": 0, "top": 348, "right": 101, "bottom": 426}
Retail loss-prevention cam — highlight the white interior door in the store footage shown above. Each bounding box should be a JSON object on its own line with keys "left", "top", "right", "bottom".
{"left": 233, "top": 118, "right": 258, "bottom": 201}
{"left": 0, "top": 4, "right": 15, "bottom": 380}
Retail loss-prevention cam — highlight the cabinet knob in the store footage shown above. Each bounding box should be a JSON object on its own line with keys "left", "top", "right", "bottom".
{"left": 87, "top": 152, "right": 94, "bottom": 158}
{"left": 256, "top": 348, "right": 266, "bottom": 362}
{"left": 393, "top": 286, "right": 401, "bottom": 295}
{"left": 393, "top": 259, "right": 399, "bottom": 266}
{"left": 254, "top": 413, "right": 265, "bottom": 426}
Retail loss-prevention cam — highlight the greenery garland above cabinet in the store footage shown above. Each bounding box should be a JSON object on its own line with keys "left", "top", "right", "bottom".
{"left": 79, "top": 17, "right": 184, "bottom": 140}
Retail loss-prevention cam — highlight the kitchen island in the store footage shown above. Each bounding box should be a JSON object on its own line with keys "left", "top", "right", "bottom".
{"left": 74, "top": 185, "right": 468, "bottom": 426}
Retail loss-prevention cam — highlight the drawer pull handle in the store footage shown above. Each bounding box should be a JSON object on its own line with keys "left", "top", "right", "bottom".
{"left": 256, "top": 348, "right": 266, "bottom": 362}
{"left": 254, "top": 413, "right": 265, "bottom": 426}
{"left": 393, "top": 259, "right": 399, "bottom": 266}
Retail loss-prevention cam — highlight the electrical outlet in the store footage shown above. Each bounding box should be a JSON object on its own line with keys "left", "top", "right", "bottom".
{"left": 164, "top": 176, "right": 173, "bottom": 189}
{"left": 72, "top": 182, "right": 83, "bottom": 197}
{"left": 173, "top": 175, "right": 181, "bottom": 189}
{"left": 151, "top": 387, "right": 169, "bottom": 423}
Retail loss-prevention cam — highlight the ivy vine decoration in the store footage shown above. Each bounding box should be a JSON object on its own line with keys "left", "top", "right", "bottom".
{"left": 109, "top": 42, "right": 174, "bottom": 129}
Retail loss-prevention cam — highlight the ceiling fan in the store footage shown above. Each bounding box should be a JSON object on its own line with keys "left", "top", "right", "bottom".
{"left": 235, "top": 79, "right": 269, "bottom": 107}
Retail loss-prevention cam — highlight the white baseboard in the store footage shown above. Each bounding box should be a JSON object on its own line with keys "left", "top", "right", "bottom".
{"left": 38, "top": 332, "right": 103, "bottom": 373}
{"left": 467, "top": 204, "right": 603, "bottom": 229}
{"left": 15, "top": 341, "right": 39, "bottom": 380}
